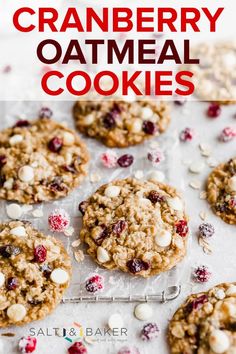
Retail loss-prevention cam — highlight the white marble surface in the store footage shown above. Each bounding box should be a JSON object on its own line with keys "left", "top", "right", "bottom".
{"left": 0, "top": 100, "right": 235, "bottom": 354}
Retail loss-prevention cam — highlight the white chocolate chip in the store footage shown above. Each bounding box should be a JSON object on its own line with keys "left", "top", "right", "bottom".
{"left": 0, "top": 272, "right": 5, "bottom": 288}
{"left": 147, "top": 170, "right": 165, "bottom": 182}
{"left": 18, "top": 165, "right": 34, "bottom": 183}
{"left": 155, "top": 230, "right": 172, "bottom": 247}
{"left": 134, "top": 303, "right": 153, "bottom": 321}
{"left": 9, "top": 134, "right": 23, "bottom": 145}
{"left": 209, "top": 330, "right": 230, "bottom": 354}
{"left": 10, "top": 226, "right": 26, "bottom": 237}
{"left": 104, "top": 185, "right": 121, "bottom": 198}
{"left": 108, "top": 313, "right": 124, "bottom": 330}
{"left": 189, "top": 161, "right": 205, "bottom": 174}
{"left": 63, "top": 132, "right": 75, "bottom": 146}
{"left": 3, "top": 178, "right": 14, "bottom": 190}
{"left": 97, "top": 247, "right": 110, "bottom": 263}
{"left": 228, "top": 176, "right": 236, "bottom": 192}
{"left": 131, "top": 118, "right": 142, "bottom": 133}
{"left": 50, "top": 268, "right": 69, "bottom": 285}
{"left": 226, "top": 285, "right": 236, "bottom": 296}
{"left": 6, "top": 204, "right": 23, "bottom": 219}
{"left": 167, "top": 197, "right": 183, "bottom": 211}
{"left": 7, "top": 304, "right": 27, "bottom": 322}
{"left": 140, "top": 107, "right": 153, "bottom": 119}
{"left": 83, "top": 114, "right": 94, "bottom": 125}
{"left": 214, "top": 288, "right": 226, "bottom": 300}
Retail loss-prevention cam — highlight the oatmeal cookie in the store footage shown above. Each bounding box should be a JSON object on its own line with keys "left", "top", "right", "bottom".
{"left": 183, "top": 41, "right": 236, "bottom": 103}
{"left": 80, "top": 178, "right": 189, "bottom": 277}
{"left": 0, "top": 221, "right": 71, "bottom": 327}
{"left": 206, "top": 158, "right": 236, "bottom": 224}
{"left": 168, "top": 282, "right": 236, "bottom": 354}
{"left": 73, "top": 100, "right": 170, "bottom": 147}
{"left": 0, "top": 118, "right": 89, "bottom": 204}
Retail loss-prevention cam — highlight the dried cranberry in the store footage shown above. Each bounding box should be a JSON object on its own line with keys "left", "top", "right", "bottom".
{"left": 103, "top": 113, "right": 116, "bottom": 129}
{"left": 140, "top": 323, "right": 159, "bottom": 341}
{"left": 6, "top": 277, "right": 19, "bottom": 290}
{"left": 68, "top": 342, "right": 87, "bottom": 354}
{"left": 40, "top": 264, "right": 52, "bottom": 277}
{"left": 34, "top": 245, "right": 47, "bottom": 263}
{"left": 95, "top": 226, "right": 110, "bottom": 245}
{"left": 175, "top": 220, "right": 188, "bottom": 237}
{"left": 85, "top": 275, "right": 104, "bottom": 293}
{"left": 14, "top": 120, "right": 30, "bottom": 128}
{"left": 78, "top": 201, "right": 88, "bottom": 216}
{"left": 0, "top": 245, "right": 21, "bottom": 258}
{"left": 49, "top": 178, "right": 65, "bottom": 192}
{"left": 117, "top": 154, "right": 134, "bottom": 168}
{"left": 0, "top": 155, "right": 7, "bottom": 168}
{"left": 142, "top": 121, "right": 157, "bottom": 135}
{"left": 174, "top": 99, "right": 186, "bottom": 106}
{"left": 147, "top": 190, "right": 165, "bottom": 204}
{"left": 39, "top": 107, "right": 53, "bottom": 119}
{"left": 48, "top": 137, "right": 63, "bottom": 153}
{"left": 207, "top": 103, "right": 221, "bottom": 118}
{"left": 186, "top": 294, "right": 208, "bottom": 313}
{"left": 112, "top": 220, "right": 127, "bottom": 235}
{"left": 127, "top": 259, "right": 150, "bottom": 274}
{"left": 63, "top": 164, "right": 77, "bottom": 174}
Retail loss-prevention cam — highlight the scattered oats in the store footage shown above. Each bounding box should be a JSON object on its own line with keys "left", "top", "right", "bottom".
{"left": 207, "top": 157, "right": 218, "bottom": 168}
{"left": 90, "top": 172, "right": 102, "bottom": 183}
{"left": 64, "top": 226, "right": 74, "bottom": 237}
{"left": 199, "top": 143, "right": 211, "bottom": 153}
{"left": 149, "top": 141, "right": 160, "bottom": 149}
{"left": 182, "top": 158, "right": 192, "bottom": 166}
{"left": 199, "top": 211, "right": 207, "bottom": 221}
{"left": 32, "top": 209, "right": 43, "bottom": 218}
{"left": 134, "top": 170, "right": 144, "bottom": 180}
{"left": 198, "top": 237, "right": 213, "bottom": 255}
{"left": 189, "top": 161, "right": 205, "bottom": 174}
{"left": 72, "top": 239, "right": 81, "bottom": 248}
{"left": 199, "top": 191, "right": 207, "bottom": 200}
{"left": 74, "top": 250, "right": 84, "bottom": 263}
{"left": 189, "top": 180, "right": 201, "bottom": 189}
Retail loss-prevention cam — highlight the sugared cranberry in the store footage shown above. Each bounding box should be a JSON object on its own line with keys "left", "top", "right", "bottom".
{"left": 192, "top": 265, "right": 212, "bottom": 283}
{"left": 14, "top": 120, "right": 30, "bottom": 128}
{"left": 48, "top": 137, "right": 63, "bottom": 153}
{"left": 2, "top": 65, "right": 12, "bottom": 74}
{"left": 39, "top": 107, "right": 53, "bottom": 119}
{"left": 48, "top": 209, "right": 70, "bottom": 232}
{"left": 40, "top": 263, "right": 52, "bottom": 277}
{"left": 78, "top": 201, "right": 88, "bottom": 216}
{"left": 34, "top": 245, "right": 47, "bottom": 263}
{"left": 103, "top": 113, "right": 116, "bottom": 129}
{"left": 175, "top": 220, "right": 188, "bottom": 237}
{"left": 127, "top": 259, "right": 150, "bottom": 274}
{"left": 207, "top": 103, "right": 221, "bottom": 118}
{"left": 0, "top": 155, "right": 7, "bottom": 168}
{"left": 179, "top": 127, "right": 194, "bottom": 142}
{"left": 6, "top": 277, "right": 19, "bottom": 290}
{"left": 187, "top": 294, "right": 208, "bottom": 312}
{"left": 85, "top": 274, "right": 104, "bottom": 293}
{"left": 147, "top": 190, "right": 165, "bottom": 204}
{"left": 19, "top": 336, "right": 37, "bottom": 353}
{"left": 140, "top": 323, "right": 159, "bottom": 341}
{"left": 100, "top": 151, "right": 118, "bottom": 168}
{"left": 0, "top": 245, "right": 21, "bottom": 258}
{"left": 147, "top": 149, "right": 164, "bottom": 165}
{"left": 112, "top": 220, "right": 127, "bottom": 235}
{"left": 117, "top": 154, "right": 134, "bottom": 168}
{"left": 142, "top": 121, "right": 157, "bottom": 135}
{"left": 219, "top": 127, "right": 236, "bottom": 142}
{"left": 199, "top": 223, "right": 215, "bottom": 238}
{"left": 68, "top": 342, "right": 87, "bottom": 354}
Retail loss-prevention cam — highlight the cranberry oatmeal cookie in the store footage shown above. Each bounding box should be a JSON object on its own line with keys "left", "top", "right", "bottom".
{"left": 168, "top": 282, "right": 236, "bottom": 354}
{"left": 0, "top": 221, "right": 71, "bottom": 327}
{"left": 79, "top": 178, "right": 189, "bottom": 277}
{"left": 73, "top": 100, "right": 170, "bottom": 147}
{"left": 0, "top": 118, "right": 89, "bottom": 204}
{"left": 206, "top": 158, "right": 236, "bottom": 225}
